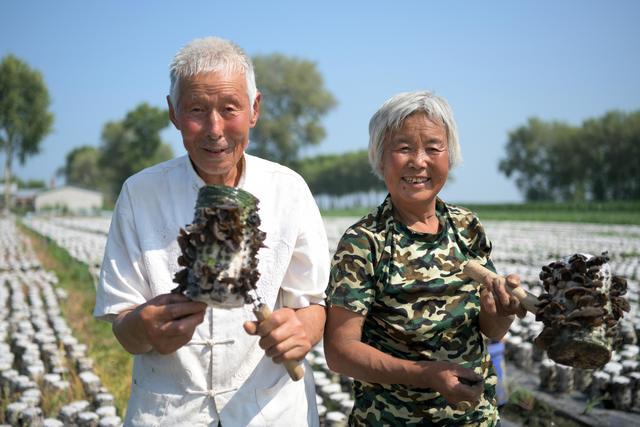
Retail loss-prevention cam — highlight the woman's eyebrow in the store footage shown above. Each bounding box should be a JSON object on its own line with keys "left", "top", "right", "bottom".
{"left": 426, "top": 138, "right": 446, "bottom": 145}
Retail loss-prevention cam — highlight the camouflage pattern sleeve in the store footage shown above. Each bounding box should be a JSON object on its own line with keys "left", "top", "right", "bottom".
{"left": 448, "top": 204, "right": 496, "bottom": 273}
{"left": 324, "top": 199, "right": 501, "bottom": 425}
{"left": 326, "top": 224, "right": 379, "bottom": 316}
{"left": 467, "top": 216, "right": 493, "bottom": 262}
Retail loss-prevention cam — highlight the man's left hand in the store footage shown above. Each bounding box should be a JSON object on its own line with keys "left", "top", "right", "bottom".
{"left": 243, "top": 308, "right": 311, "bottom": 364}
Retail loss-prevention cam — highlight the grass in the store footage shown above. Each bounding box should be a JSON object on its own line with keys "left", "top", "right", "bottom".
{"left": 582, "top": 395, "right": 605, "bottom": 416}
{"left": 0, "top": 384, "right": 10, "bottom": 424}
{"left": 464, "top": 201, "right": 640, "bottom": 225}
{"left": 19, "top": 223, "right": 131, "bottom": 418}
{"left": 500, "top": 387, "right": 584, "bottom": 427}
{"left": 322, "top": 200, "right": 640, "bottom": 225}
{"left": 39, "top": 367, "right": 86, "bottom": 418}
{"left": 1, "top": 371, "right": 85, "bottom": 422}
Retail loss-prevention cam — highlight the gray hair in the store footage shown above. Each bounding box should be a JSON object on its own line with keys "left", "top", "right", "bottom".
{"left": 368, "top": 91, "right": 462, "bottom": 180}
{"left": 169, "top": 37, "right": 257, "bottom": 112}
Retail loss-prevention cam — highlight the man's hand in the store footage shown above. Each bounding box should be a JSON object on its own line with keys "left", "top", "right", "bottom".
{"left": 113, "top": 293, "right": 207, "bottom": 355}
{"left": 243, "top": 307, "right": 311, "bottom": 364}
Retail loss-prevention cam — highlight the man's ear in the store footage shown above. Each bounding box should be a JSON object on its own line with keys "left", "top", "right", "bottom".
{"left": 167, "top": 95, "right": 180, "bottom": 130}
{"left": 249, "top": 92, "right": 261, "bottom": 128}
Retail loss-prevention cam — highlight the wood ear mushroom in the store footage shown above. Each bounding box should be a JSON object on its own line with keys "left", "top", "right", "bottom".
{"left": 463, "top": 253, "right": 630, "bottom": 369}
{"left": 171, "top": 185, "right": 304, "bottom": 381}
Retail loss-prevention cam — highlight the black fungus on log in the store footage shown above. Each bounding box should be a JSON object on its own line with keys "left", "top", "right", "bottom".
{"left": 171, "top": 185, "right": 266, "bottom": 307}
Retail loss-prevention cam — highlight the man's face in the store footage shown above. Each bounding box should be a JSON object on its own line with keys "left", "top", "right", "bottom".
{"left": 169, "top": 71, "right": 260, "bottom": 185}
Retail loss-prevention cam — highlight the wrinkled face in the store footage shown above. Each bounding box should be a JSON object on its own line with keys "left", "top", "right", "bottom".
{"left": 168, "top": 71, "right": 260, "bottom": 186}
{"left": 381, "top": 113, "right": 449, "bottom": 212}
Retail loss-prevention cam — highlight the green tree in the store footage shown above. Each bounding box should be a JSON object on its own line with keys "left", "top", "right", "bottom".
{"left": 580, "top": 111, "right": 640, "bottom": 201}
{"left": 536, "top": 121, "right": 581, "bottom": 201}
{"left": 293, "top": 150, "right": 384, "bottom": 195}
{"left": 499, "top": 118, "right": 585, "bottom": 201}
{"left": 250, "top": 54, "right": 337, "bottom": 165}
{"left": 98, "top": 103, "right": 173, "bottom": 200}
{"left": 62, "top": 145, "right": 103, "bottom": 190}
{"left": 499, "top": 118, "right": 558, "bottom": 201}
{"left": 16, "top": 177, "right": 46, "bottom": 189}
{"left": 499, "top": 111, "right": 640, "bottom": 202}
{"left": 0, "top": 54, "right": 53, "bottom": 211}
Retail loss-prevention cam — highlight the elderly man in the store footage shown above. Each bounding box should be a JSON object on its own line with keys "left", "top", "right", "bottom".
{"left": 94, "top": 37, "right": 329, "bottom": 426}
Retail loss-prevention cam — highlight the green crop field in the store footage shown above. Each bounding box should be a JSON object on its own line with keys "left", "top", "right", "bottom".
{"left": 322, "top": 200, "right": 640, "bottom": 225}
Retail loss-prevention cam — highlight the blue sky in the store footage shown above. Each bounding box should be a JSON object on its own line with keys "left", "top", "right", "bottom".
{"left": 2, "top": 0, "right": 639, "bottom": 203}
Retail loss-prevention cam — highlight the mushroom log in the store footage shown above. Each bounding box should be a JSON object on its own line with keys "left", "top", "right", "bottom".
{"left": 464, "top": 253, "right": 630, "bottom": 369}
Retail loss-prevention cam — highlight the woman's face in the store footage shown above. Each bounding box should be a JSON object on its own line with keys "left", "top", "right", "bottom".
{"left": 381, "top": 113, "right": 449, "bottom": 212}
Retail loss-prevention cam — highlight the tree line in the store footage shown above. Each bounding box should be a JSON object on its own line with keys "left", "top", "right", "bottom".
{"left": 0, "top": 55, "right": 53, "bottom": 211}
{"left": 499, "top": 112, "right": 640, "bottom": 202}
{"left": 62, "top": 103, "right": 174, "bottom": 203}
{"left": 2, "top": 53, "right": 639, "bottom": 210}
{"left": 0, "top": 53, "right": 338, "bottom": 208}
{"left": 292, "top": 151, "right": 383, "bottom": 196}
{"left": 62, "top": 54, "right": 338, "bottom": 204}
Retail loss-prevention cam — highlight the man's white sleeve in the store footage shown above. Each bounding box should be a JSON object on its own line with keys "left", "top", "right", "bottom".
{"left": 94, "top": 183, "right": 151, "bottom": 322}
{"left": 279, "top": 181, "right": 329, "bottom": 308}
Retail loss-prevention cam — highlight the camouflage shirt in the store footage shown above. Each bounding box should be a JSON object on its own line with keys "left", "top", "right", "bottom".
{"left": 326, "top": 196, "right": 499, "bottom": 426}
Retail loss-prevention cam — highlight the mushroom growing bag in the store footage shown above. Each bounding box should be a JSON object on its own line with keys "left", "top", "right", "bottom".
{"left": 171, "top": 185, "right": 266, "bottom": 307}
{"left": 534, "top": 252, "right": 630, "bottom": 369}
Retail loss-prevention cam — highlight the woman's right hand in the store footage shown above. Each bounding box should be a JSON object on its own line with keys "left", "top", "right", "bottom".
{"left": 325, "top": 307, "right": 485, "bottom": 408}
{"left": 421, "top": 361, "right": 484, "bottom": 407}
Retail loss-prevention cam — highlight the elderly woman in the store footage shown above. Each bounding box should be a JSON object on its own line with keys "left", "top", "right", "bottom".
{"left": 324, "top": 91, "right": 525, "bottom": 426}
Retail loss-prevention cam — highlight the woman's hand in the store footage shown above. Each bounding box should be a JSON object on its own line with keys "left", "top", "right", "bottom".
{"left": 480, "top": 274, "right": 526, "bottom": 318}
{"left": 423, "top": 361, "right": 484, "bottom": 407}
{"left": 479, "top": 273, "right": 525, "bottom": 340}
{"left": 325, "top": 307, "right": 486, "bottom": 409}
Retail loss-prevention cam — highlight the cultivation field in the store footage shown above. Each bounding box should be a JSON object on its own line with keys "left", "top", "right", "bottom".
{"left": 4, "top": 214, "right": 640, "bottom": 425}
{"left": 327, "top": 217, "right": 640, "bottom": 426}
{"left": 0, "top": 218, "right": 122, "bottom": 426}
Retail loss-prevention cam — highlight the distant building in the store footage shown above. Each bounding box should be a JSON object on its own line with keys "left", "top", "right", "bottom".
{"left": 34, "top": 186, "right": 103, "bottom": 213}
{"left": 14, "top": 188, "right": 40, "bottom": 211}
{"left": 0, "top": 182, "right": 19, "bottom": 210}
{"left": 1, "top": 182, "right": 40, "bottom": 211}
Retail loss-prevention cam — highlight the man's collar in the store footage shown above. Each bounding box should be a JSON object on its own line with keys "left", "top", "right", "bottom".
{"left": 185, "top": 155, "right": 205, "bottom": 192}
{"left": 184, "top": 153, "right": 247, "bottom": 190}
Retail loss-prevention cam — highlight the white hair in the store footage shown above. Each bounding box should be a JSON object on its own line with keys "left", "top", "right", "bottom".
{"left": 169, "top": 37, "right": 257, "bottom": 112}
{"left": 368, "top": 91, "right": 462, "bottom": 180}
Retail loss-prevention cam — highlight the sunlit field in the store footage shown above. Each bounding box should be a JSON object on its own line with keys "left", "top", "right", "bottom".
{"left": 2, "top": 209, "right": 639, "bottom": 425}
{"left": 322, "top": 201, "right": 640, "bottom": 226}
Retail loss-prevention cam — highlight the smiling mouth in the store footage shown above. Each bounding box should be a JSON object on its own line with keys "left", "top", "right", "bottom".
{"left": 403, "top": 176, "right": 430, "bottom": 184}
{"left": 202, "top": 146, "right": 229, "bottom": 155}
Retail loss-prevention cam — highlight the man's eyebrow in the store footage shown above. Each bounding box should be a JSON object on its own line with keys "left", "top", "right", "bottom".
{"left": 220, "top": 93, "right": 243, "bottom": 102}
{"left": 183, "top": 94, "right": 208, "bottom": 103}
